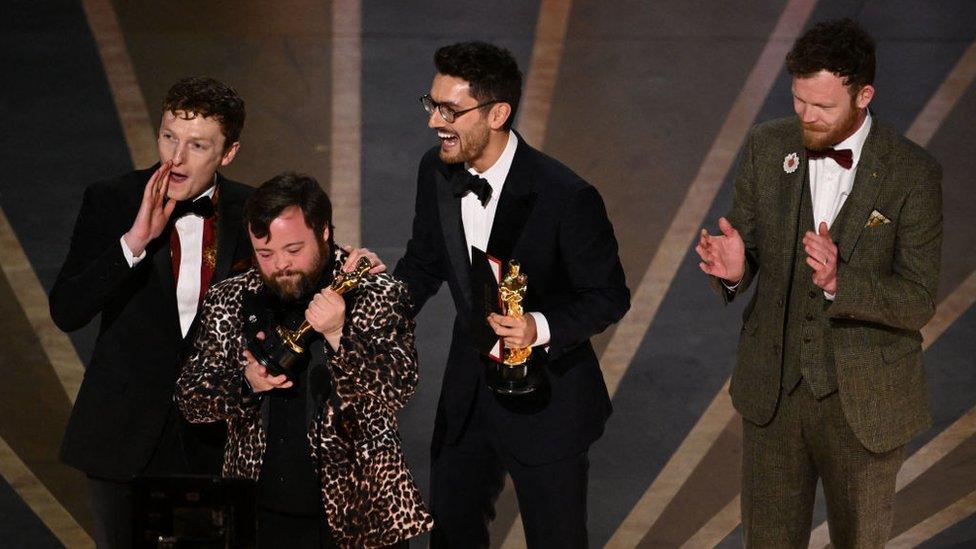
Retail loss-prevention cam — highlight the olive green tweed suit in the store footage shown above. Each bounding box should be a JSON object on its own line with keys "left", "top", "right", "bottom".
{"left": 712, "top": 116, "right": 943, "bottom": 545}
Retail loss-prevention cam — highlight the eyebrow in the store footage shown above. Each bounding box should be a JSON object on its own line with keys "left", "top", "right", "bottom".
{"left": 253, "top": 241, "right": 305, "bottom": 252}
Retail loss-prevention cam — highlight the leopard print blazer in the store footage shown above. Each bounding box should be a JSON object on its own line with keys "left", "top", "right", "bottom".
{"left": 176, "top": 247, "right": 433, "bottom": 547}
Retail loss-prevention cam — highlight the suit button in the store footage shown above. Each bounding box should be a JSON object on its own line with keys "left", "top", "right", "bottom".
{"left": 805, "top": 313, "right": 814, "bottom": 321}
{"left": 808, "top": 290, "right": 817, "bottom": 298}
{"left": 803, "top": 337, "right": 812, "bottom": 343}
{"left": 777, "top": 299, "right": 784, "bottom": 307}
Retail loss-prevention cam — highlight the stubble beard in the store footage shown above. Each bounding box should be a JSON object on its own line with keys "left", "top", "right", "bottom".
{"left": 439, "top": 122, "right": 490, "bottom": 166}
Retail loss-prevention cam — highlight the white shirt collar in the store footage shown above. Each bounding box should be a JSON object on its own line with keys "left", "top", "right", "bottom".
{"left": 468, "top": 131, "right": 519, "bottom": 192}
{"left": 834, "top": 109, "right": 872, "bottom": 169}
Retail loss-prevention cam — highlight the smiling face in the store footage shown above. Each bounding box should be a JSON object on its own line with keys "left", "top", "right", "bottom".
{"left": 249, "top": 205, "right": 330, "bottom": 301}
{"left": 792, "top": 70, "right": 874, "bottom": 151}
{"left": 157, "top": 110, "right": 240, "bottom": 201}
{"left": 427, "top": 73, "right": 493, "bottom": 167}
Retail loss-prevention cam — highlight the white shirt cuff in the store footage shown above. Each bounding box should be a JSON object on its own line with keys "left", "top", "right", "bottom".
{"left": 529, "top": 312, "right": 550, "bottom": 347}
{"left": 823, "top": 291, "right": 836, "bottom": 301}
{"left": 120, "top": 235, "right": 146, "bottom": 267}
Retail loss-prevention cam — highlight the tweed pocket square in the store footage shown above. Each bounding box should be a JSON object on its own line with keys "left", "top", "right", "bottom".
{"left": 865, "top": 209, "right": 891, "bottom": 228}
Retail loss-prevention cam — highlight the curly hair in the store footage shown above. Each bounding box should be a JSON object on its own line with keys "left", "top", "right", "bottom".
{"left": 245, "top": 172, "right": 335, "bottom": 248}
{"left": 162, "top": 76, "right": 246, "bottom": 147}
{"left": 786, "top": 18, "right": 876, "bottom": 96}
{"left": 434, "top": 41, "right": 523, "bottom": 130}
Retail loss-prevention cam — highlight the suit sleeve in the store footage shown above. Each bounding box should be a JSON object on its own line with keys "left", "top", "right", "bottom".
{"left": 827, "top": 159, "right": 943, "bottom": 330}
{"left": 393, "top": 155, "right": 445, "bottom": 317}
{"left": 329, "top": 282, "right": 419, "bottom": 410}
{"left": 709, "top": 127, "right": 761, "bottom": 303}
{"left": 176, "top": 288, "right": 259, "bottom": 423}
{"left": 49, "top": 183, "right": 142, "bottom": 331}
{"left": 542, "top": 185, "right": 631, "bottom": 361}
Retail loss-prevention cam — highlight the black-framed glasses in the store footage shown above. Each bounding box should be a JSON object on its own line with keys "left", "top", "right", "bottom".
{"left": 420, "top": 94, "right": 502, "bottom": 123}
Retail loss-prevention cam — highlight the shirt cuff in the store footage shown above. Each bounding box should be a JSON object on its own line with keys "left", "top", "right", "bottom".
{"left": 120, "top": 235, "right": 146, "bottom": 267}
{"left": 823, "top": 291, "right": 836, "bottom": 301}
{"left": 529, "top": 312, "right": 550, "bottom": 347}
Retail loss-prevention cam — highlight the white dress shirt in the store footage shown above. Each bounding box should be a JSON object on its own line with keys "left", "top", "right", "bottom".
{"left": 121, "top": 184, "right": 216, "bottom": 337}
{"left": 808, "top": 110, "right": 872, "bottom": 300}
{"left": 462, "top": 132, "right": 550, "bottom": 347}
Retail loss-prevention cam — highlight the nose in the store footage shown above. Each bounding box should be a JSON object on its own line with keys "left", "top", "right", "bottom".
{"left": 273, "top": 254, "right": 291, "bottom": 273}
{"left": 797, "top": 105, "right": 817, "bottom": 124}
{"left": 428, "top": 109, "right": 444, "bottom": 130}
{"left": 171, "top": 143, "right": 186, "bottom": 166}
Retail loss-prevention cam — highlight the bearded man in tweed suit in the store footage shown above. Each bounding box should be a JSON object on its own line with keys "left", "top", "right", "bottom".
{"left": 696, "top": 19, "right": 942, "bottom": 547}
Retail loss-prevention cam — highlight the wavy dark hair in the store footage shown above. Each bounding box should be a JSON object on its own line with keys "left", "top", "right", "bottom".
{"left": 162, "top": 76, "right": 246, "bottom": 147}
{"left": 786, "top": 18, "right": 876, "bottom": 97}
{"left": 245, "top": 172, "right": 334, "bottom": 248}
{"left": 434, "top": 41, "right": 523, "bottom": 130}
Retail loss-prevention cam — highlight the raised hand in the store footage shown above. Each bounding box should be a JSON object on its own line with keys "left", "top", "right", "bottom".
{"left": 803, "top": 221, "right": 838, "bottom": 294}
{"left": 341, "top": 245, "right": 386, "bottom": 274}
{"left": 696, "top": 217, "right": 746, "bottom": 284}
{"left": 306, "top": 288, "right": 346, "bottom": 350}
{"left": 123, "top": 161, "right": 177, "bottom": 256}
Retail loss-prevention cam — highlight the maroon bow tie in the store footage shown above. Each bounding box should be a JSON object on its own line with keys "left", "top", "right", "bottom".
{"left": 805, "top": 148, "right": 853, "bottom": 169}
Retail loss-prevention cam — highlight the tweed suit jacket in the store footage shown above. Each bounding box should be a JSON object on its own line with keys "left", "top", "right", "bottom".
{"left": 713, "top": 116, "right": 943, "bottom": 453}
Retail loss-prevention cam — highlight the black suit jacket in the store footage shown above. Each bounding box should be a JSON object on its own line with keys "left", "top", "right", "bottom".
{"left": 394, "top": 135, "right": 630, "bottom": 465}
{"left": 50, "top": 165, "right": 253, "bottom": 479}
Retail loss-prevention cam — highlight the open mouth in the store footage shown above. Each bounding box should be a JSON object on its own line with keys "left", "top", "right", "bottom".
{"left": 169, "top": 171, "right": 189, "bottom": 184}
{"left": 438, "top": 131, "right": 459, "bottom": 149}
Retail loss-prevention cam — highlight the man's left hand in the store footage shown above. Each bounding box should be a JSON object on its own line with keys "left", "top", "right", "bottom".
{"left": 306, "top": 288, "right": 345, "bottom": 349}
{"left": 341, "top": 245, "right": 386, "bottom": 274}
{"left": 487, "top": 313, "right": 537, "bottom": 349}
{"left": 803, "top": 221, "right": 838, "bottom": 295}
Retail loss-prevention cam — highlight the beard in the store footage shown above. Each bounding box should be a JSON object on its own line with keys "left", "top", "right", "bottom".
{"left": 259, "top": 240, "right": 331, "bottom": 303}
{"left": 802, "top": 100, "right": 861, "bottom": 151}
{"left": 438, "top": 121, "right": 490, "bottom": 165}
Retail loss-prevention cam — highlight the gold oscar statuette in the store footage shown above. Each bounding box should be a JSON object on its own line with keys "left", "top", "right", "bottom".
{"left": 499, "top": 260, "right": 532, "bottom": 366}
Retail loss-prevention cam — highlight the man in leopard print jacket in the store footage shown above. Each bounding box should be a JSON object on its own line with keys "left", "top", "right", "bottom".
{"left": 176, "top": 172, "right": 432, "bottom": 548}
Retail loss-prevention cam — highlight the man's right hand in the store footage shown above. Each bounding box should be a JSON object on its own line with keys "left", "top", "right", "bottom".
{"left": 243, "top": 332, "right": 293, "bottom": 392}
{"left": 123, "top": 161, "right": 178, "bottom": 257}
{"left": 696, "top": 217, "right": 746, "bottom": 284}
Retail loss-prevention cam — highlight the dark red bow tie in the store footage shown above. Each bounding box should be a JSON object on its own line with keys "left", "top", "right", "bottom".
{"left": 805, "top": 148, "right": 853, "bottom": 169}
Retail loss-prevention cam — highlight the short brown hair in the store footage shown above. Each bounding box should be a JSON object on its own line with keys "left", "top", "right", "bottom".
{"left": 786, "top": 18, "right": 876, "bottom": 96}
{"left": 162, "top": 76, "right": 246, "bottom": 146}
{"left": 245, "top": 172, "right": 334, "bottom": 248}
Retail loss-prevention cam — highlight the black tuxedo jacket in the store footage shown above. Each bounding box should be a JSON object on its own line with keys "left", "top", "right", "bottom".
{"left": 394, "top": 135, "right": 630, "bottom": 465}
{"left": 50, "top": 165, "right": 253, "bottom": 479}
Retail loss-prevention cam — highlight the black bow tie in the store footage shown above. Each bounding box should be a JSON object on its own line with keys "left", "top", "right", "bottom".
{"left": 805, "top": 147, "right": 854, "bottom": 169}
{"left": 172, "top": 196, "right": 216, "bottom": 219}
{"left": 451, "top": 170, "right": 492, "bottom": 207}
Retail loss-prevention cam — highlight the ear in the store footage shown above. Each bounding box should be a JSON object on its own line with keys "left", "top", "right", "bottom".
{"left": 855, "top": 84, "right": 875, "bottom": 110}
{"left": 220, "top": 141, "right": 241, "bottom": 167}
{"left": 321, "top": 224, "right": 331, "bottom": 245}
{"left": 488, "top": 102, "right": 512, "bottom": 131}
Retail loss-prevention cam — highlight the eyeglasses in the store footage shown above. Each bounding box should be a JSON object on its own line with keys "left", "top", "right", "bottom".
{"left": 420, "top": 94, "right": 502, "bottom": 123}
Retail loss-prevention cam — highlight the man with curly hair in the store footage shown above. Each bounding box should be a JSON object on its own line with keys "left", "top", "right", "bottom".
{"left": 51, "top": 76, "right": 252, "bottom": 547}
{"left": 696, "top": 19, "right": 942, "bottom": 547}
{"left": 177, "top": 173, "right": 432, "bottom": 548}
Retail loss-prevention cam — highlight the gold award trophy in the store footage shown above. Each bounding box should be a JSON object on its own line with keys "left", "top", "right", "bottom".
{"left": 488, "top": 260, "right": 539, "bottom": 395}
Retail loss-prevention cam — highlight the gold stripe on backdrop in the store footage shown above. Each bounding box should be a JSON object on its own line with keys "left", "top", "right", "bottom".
{"left": 330, "top": 0, "right": 362, "bottom": 248}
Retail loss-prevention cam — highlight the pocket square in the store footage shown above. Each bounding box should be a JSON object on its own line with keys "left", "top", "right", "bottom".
{"left": 865, "top": 209, "right": 891, "bottom": 228}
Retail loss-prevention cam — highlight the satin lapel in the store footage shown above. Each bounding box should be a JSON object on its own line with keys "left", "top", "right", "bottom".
{"left": 779, "top": 124, "right": 807, "bottom": 276}
{"left": 835, "top": 126, "right": 887, "bottom": 263}
{"left": 152, "top": 223, "right": 181, "bottom": 338}
{"left": 486, "top": 142, "right": 537, "bottom": 263}
{"left": 436, "top": 164, "right": 473, "bottom": 310}
{"left": 214, "top": 174, "right": 246, "bottom": 281}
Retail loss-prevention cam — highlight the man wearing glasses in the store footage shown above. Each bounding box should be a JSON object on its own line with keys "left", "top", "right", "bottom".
{"left": 394, "top": 41, "right": 630, "bottom": 548}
